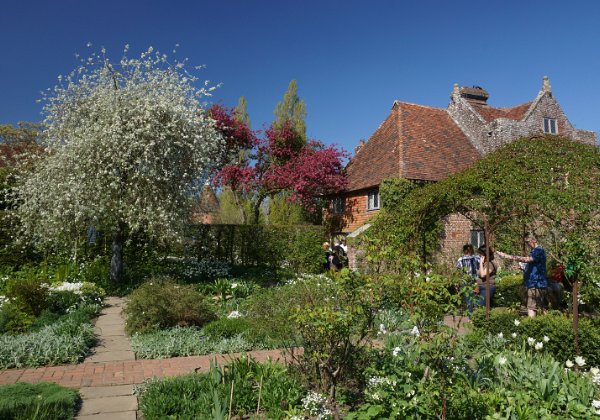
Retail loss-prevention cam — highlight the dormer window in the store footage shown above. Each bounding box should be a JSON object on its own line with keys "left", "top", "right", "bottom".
{"left": 543, "top": 118, "right": 557, "bottom": 134}
{"left": 367, "top": 190, "right": 380, "bottom": 211}
{"left": 332, "top": 196, "right": 345, "bottom": 215}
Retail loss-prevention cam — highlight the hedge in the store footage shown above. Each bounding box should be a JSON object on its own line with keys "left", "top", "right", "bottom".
{"left": 183, "top": 224, "right": 326, "bottom": 273}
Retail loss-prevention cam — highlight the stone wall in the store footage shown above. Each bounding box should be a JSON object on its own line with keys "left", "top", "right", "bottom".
{"left": 448, "top": 87, "right": 597, "bottom": 155}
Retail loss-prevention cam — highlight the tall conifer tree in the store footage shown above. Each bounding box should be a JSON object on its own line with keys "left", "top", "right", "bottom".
{"left": 274, "top": 80, "right": 306, "bottom": 141}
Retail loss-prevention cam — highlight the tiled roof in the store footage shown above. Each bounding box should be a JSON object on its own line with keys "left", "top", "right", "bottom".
{"left": 470, "top": 101, "right": 532, "bottom": 122}
{"left": 345, "top": 102, "right": 481, "bottom": 191}
{"left": 398, "top": 102, "right": 481, "bottom": 181}
{"left": 345, "top": 108, "right": 401, "bottom": 191}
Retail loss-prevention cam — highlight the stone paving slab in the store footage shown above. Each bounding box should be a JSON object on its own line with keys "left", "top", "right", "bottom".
{"left": 80, "top": 384, "right": 134, "bottom": 399}
{"left": 77, "top": 412, "right": 137, "bottom": 420}
{"left": 86, "top": 351, "right": 136, "bottom": 363}
{"left": 93, "top": 326, "right": 128, "bottom": 337}
{"left": 78, "top": 395, "right": 138, "bottom": 415}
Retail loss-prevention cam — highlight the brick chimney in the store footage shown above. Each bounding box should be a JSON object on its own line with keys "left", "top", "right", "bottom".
{"left": 458, "top": 86, "right": 489, "bottom": 105}
{"left": 354, "top": 139, "right": 365, "bottom": 154}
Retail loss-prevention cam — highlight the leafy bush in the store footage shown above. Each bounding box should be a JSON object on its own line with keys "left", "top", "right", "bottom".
{"left": 494, "top": 274, "right": 524, "bottom": 308}
{"left": 0, "top": 304, "right": 99, "bottom": 368}
{"left": 0, "top": 301, "right": 35, "bottom": 334}
{"left": 471, "top": 308, "right": 600, "bottom": 366}
{"left": 124, "top": 278, "right": 217, "bottom": 334}
{"left": 138, "top": 356, "right": 304, "bottom": 419}
{"left": 0, "top": 382, "right": 80, "bottom": 420}
{"left": 4, "top": 275, "right": 49, "bottom": 316}
{"left": 47, "top": 282, "right": 105, "bottom": 314}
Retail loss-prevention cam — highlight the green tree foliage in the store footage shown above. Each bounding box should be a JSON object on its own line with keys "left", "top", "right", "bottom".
{"left": 274, "top": 80, "right": 306, "bottom": 140}
{"left": 0, "top": 122, "right": 41, "bottom": 144}
{"left": 217, "top": 187, "right": 257, "bottom": 225}
{"left": 268, "top": 193, "right": 308, "bottom": 225}
{"left": 234, "top": 96, "right": 251, "bottom": 129}
{"left": 362, "top": 136, "right": 600, "bottom": 273}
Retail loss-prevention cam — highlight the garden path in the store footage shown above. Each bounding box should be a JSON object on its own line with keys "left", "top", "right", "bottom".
{"left": 0, "top": 297, "right": 469, "bottom": 419}
{"left": 0, "top": 294, "right": 292, "bottom": 419}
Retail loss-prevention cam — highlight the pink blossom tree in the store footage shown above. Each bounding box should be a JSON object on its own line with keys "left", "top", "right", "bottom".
{"left": 210, "top": 106, "right": 347, "bottom": 224}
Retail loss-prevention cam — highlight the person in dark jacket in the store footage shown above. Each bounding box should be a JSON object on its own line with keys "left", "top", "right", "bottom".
{"left": 498, "top": 233, "right": 548, "bottom": 317}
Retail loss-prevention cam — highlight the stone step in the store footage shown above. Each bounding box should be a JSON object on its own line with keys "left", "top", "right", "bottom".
{"left": 78, "top": 395, "right": 138, "bottom": 416}
{"left": 80, "top": 385, "right": 134, "bottom": 399}
{"left": 86, "top": 351, "right": 135, "bottom": 363}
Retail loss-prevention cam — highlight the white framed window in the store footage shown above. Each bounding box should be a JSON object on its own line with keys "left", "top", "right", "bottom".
{"left": 543, "top": 117, "right": 557, "bottom": 134}
{"left": 332, "top": 196, "right": 345, "bottom": 215}
{"left": 470, "top": 230, "right": 485, "bottom": 249}
{"left": 367, "top": 190, "right": 380, "bottom": 211}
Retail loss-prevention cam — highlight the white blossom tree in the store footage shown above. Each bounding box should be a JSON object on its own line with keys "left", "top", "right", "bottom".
{"left": 13, "top": 45, "right": 225, "bottom": 284}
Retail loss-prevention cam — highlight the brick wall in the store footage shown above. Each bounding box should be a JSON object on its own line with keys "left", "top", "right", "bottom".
{"left": 439, "top": 213, "right": 474, "bottom": 266}
{"left": 332, "top": 189, "right": 380, "bottom": 233}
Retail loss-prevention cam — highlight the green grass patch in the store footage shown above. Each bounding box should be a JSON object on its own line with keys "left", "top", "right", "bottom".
{"left": 0, "top": 382, "right": 80, "bottom": 420}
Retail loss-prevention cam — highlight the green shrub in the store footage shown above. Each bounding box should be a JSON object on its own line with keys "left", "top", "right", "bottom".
{"left": 494, "top": 274, "right": 524, "bottom": 308}
{"left": 0, "top": 302, "right": 35, "bottom": 334}
{"left": 47, "top": 282, "right": 105, "bottom": 314}
{"left": 5, "top": 275, "right": 49, "bottom": 316}
{"left": 0, "top": 304, "right": 99, "bottom": 368}
{"left": 138, "top": 356, "right": 304, "bottom": 419}
{"left": 124, "top": 278, "right": 217, "bottom": 334}
{"left": 471, "top": 308, "right": 600, "bottom": 366}
{"left": 0, "top": 382, "right": 80, "bottom": 420}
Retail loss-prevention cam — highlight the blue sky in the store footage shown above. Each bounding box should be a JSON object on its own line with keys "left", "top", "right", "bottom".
{"left": 1, "top": 0, "right": 599, "bottom": 153}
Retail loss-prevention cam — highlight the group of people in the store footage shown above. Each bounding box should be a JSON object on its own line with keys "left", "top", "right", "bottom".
{"left": 457, "top": 233, "right": 548, "bottom": 317}
{"left": 323, "top": 239, "right": 348, "bottom": 271}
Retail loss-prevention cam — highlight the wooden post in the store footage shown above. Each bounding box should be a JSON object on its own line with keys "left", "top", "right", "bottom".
{"left": 484, "top": 219, "right": 491, "bottom": 320}
{"left": 572, "top": 278, "right": 580, "bottom": 355}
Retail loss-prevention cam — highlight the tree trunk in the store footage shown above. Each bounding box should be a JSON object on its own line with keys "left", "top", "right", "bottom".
{"left": 110, "top": 223, "right": 125, "bottom": 285}
{"left": 252, "top": 192, "right": 267, "bottom": 225}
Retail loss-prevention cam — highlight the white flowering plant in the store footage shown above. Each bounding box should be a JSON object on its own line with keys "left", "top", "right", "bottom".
{"left": 12, "top": 45, "right": 225, "bottom": 285}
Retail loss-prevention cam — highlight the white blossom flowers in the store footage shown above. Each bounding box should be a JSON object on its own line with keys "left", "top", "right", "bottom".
{"left": 378, "top": 324, "right": 388, "bottom": 335}
{"left": 498, "top": 356, "right": 507, "bottom": 365}
{"left": 543, "top": 336, "right": 549, "bottom": 342}
{"left": 527, "top": 337, "right": 535, "bottom": 346}
{"left": 534, "top": 342, "right": 543, "bottom": 351}
{"left": 227, "top": 310, "right": 242, "bottom": 319}
{"left": 514, "top": 319, "right": 521, "bottom": 326}
{"left": 592, "top": 400, "right": 600, "bottom": 415}
{"left": 410, "top": 326, "right": 420, "bottom": 337}
{"left": 392, "top": 347, "right": 401, "bottom": 357}
{"left": 13, "top": 45, "right": 225, "bottom": 260}
{"left": 575, "top": 356, "right": 586, "bottom": 367}
{"left": 565, "top": 360, "right": 574, "bottom": 368}
{"left": 511, "top": 332, "right": 517, "bottom": 338}
{"left": 497, "top": 332, "right": 504, "bottom": 339}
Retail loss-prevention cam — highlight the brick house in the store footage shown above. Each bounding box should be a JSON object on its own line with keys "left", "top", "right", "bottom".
{"left": 330, "top": 77, "right": 596, "bottom": 264}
